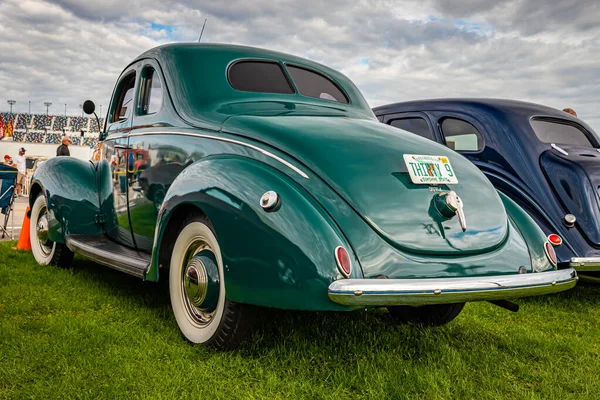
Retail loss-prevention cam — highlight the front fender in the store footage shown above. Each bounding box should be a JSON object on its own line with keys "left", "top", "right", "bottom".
{"left": 30, "top": 157, "right": 104, "bottom": 243}
{"left": 152, "top": 156, "right": 361, "bottom": 311}
{"left": 498, "top": 191, "right": 554, "bottom": 272}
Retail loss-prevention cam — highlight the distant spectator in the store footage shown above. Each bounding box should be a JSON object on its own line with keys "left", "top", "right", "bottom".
{"left": 14, "top": 147, "right": 26, "bottom": 197}
{"left": 563, "top": 108, "right": 578, "bottom": 117}
{"left": 56, "top": 135, "right": 72, "bottom": 157}
{"left": 2, "top": 155, "right": 14, "bottom": 167}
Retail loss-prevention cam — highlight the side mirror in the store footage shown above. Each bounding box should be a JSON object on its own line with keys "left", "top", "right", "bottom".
{"left": 83, "top": 100, "right": 95, "bottom": 115}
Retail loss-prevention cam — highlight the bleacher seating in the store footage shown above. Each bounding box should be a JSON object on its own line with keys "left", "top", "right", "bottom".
{"left": 33, "top": 114, "right": 52, "bottom": 130}
{"left": 1, "top": 111, "right": 103, "bottom": 148}
{"left": 70, "top": 116, "right": 88, "bottom": 132}
{"left": 14, "top": 114, "right": 31, "bottom": 129}
{"left": 53, "top": 115, "right": 69, "bottom": 132}
{"left": 0, "top": 113, "right": 15, "bottom": 125}
{"left": 89, "top": 117, "right": 105, "bottom": 133}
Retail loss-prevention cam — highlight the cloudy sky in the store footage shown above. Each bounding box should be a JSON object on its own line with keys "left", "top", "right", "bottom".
{"left": 1, "top": 0, "right": 598, "bottom": 129}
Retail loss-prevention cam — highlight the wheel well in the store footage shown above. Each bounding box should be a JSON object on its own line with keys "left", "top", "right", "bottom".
{"left": 29, "top": 183, "right": 42, "bottom": 208}
{"left": 157, "top": 204, "right": 206, "bottom": 273}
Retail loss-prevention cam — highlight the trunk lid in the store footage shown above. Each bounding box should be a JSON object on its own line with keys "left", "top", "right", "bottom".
{"left": 223, "top": 112, "right": 508, "bottom": 255}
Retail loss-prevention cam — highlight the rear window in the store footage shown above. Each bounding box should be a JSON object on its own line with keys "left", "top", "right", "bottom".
{"left": 390, "top": 118, "right": 435, "bottom": 141}
{"left": 228, "top": 61, "right": 294, "bottom": 94}
{"left": 286, "top": 65, "right": 349, "bottom": 104}
{"left": 531, "top": 119, "right": 593, "bottom": 147}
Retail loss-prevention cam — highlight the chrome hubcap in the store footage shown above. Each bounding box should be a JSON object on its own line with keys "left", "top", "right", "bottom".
{"left": 36, "top": 206, "right": 53, "bottom": 256}
{"left": 181, "top": 241, "right": 220, "bottom": 327}
{"left": 37, "top": 214, "right": 49, "bottom": 244}
{"left": 184, "top": 259, "right": 208, "bottom": 307}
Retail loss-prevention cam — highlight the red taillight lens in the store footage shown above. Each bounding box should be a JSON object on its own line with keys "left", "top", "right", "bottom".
{"left": 548, "top": 234, "right": 562, "bottom": 246}
{"left": 544, "top": 241, "right": 557, "bottom": 267}
{"left": 335, "top": 246, "right": 351, "bottom": 277}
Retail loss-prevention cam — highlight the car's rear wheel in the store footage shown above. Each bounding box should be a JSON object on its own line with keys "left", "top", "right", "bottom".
{"left": 30, "top": 194, "right": 74, "bottom": 267}
{"left": 387, "top": 303, "right": 465, "bottom": 326}
{"left": 169, "top": 214, "right": 253, "bottom": 350}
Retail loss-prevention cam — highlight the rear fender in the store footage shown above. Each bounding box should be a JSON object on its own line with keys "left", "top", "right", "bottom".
{"left": 151, "top": 155, "right": 361, "bottom": 311}
{"left": 29, "top": 157, "right": 106, "bottom": 243}
{"left": 498, "top": 191, "right": 554, "bottom": 272}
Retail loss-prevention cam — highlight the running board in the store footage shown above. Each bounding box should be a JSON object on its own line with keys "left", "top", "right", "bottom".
{"left": 66, "top": 234, "right": 150, "bottom": 279}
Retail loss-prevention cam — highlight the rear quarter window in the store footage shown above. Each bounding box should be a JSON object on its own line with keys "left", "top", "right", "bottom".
{"left": 440, "top": 118, "right": 483, "bottom": 152}
{"left": 530, "top": 119, "right": 594, "bottom": 147}
{"left": 228, "top": 61, "right": 294, "bottom": 94}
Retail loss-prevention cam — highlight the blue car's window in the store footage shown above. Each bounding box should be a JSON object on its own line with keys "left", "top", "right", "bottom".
{"left": 531, "top": 119, "right": 593, "bottom": 147}
{"left": 390, "top": 118, "right": 434, "bottom": 141}
{"left": 440, "top": 118, "right": 483, "bottom": 152}
{"left": 228, "top": 61, "right": 294, "bottom": 94}
{"left": 286, "top": 65, "right": 349, "bottom": 104}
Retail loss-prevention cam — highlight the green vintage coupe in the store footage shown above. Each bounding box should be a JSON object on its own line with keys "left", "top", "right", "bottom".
{"left": 29, "top": 43, "right": 577, "bottom": 349}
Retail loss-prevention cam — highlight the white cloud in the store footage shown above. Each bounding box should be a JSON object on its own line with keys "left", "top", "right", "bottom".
{"left": 0, "top": 0, "right": 598, "bottom": 129}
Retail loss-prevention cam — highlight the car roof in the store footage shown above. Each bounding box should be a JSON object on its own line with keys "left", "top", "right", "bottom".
{"left": 373, "top": 98, "right": 579, "bottom": 121}
{"left": 128, "top": 43, "right": 374, "bottom": 129}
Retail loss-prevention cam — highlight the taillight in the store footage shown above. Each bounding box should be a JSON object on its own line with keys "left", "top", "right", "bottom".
{"left": 548, "top": 234, "right": 562, "bottom": 246}
{"left": 544, "top": 241, "right": 557, "bottom": 267}
{"left": 335, "top": 246, "right": 351, "bottom": 277}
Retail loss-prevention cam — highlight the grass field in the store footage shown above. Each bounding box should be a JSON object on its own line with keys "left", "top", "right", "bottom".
{"left": 1, "top": 241, "right": 599, "bottom": 399}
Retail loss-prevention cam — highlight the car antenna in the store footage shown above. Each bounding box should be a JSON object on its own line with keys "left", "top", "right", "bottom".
{"left": 198, "top": 19, "right": 207, "bottom": 42}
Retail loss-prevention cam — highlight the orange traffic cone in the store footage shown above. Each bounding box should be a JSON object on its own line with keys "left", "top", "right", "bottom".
{"left": 16, "top": 206, "right": 32, "bottom": 251}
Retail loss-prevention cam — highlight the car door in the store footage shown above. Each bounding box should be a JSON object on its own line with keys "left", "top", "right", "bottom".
{"left": 102, "top": 66, "right": 138, "bottom": 248}
{"left": 127, "top": 60, "right": 181, "bottom": 252}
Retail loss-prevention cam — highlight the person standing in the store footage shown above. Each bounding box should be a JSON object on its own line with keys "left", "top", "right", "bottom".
{"left": 563, "top": 108, "right": 577, "bottom": 117}
{"left": 56, "top": 135, "right": 72, "bottom": 156}
{"left": 13, "top": 147, "right": 27, "bottom": 197}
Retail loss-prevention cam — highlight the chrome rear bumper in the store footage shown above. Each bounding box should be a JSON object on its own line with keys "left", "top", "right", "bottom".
{"left": 570, "top": 257, "right": 600, "bottom": 272}
{"left": 328, "top": 269, "right": 578, "bottom": 306}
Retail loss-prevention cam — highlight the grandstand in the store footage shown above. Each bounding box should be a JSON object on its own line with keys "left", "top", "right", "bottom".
{"left": 0, "top": 112, "right": 105, "bottom": 148}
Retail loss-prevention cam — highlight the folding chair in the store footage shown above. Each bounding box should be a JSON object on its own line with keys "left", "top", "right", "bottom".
{"left": 0, "top": 164, "right": 18, "bottom": 239}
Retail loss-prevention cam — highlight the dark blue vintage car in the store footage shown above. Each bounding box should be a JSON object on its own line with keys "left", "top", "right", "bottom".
{"left": 374, "top": 99, "right": 600, "bottom": 279}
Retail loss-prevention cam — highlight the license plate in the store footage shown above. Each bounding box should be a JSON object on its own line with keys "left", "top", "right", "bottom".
{"left": 403, "top": 154, "right": 458, "bottom": 184}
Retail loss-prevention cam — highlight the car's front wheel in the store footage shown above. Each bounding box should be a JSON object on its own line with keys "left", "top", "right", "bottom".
{"left": 30, "top": 194, "right": 73, "bottom": 267}
{"left": 169, "top": 214, "right": 253, "bottom": 350}
{"left": 387, "top": 303, "right": 465, "bottom": 326}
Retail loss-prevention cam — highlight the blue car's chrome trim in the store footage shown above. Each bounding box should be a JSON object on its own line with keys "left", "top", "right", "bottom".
{"left": 328, "top": 269, "right": 577, "bottom": 306}
{"left": 570, "top": 257, "right": 600, "bottom": 272}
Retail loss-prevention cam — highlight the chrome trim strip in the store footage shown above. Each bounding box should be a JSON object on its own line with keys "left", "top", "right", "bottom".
{"left": 328, "top": 269, "right": 578, "bottom": 306}
{"left": 127, "top": 131, "right": 309, "bottom": 179}
{"left": 551, "top": 143, "right": 569, "bottom": 156}
{"left": 570, "top": 257, "right": 600, "bottom": 271}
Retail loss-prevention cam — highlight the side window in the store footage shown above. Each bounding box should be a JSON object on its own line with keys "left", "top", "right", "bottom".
{"left": 111, "top": 73, "right": 136, "bottom": 123}
{"left": 390, "top": 118, "right": 435, "bottom": 141}
{"left": 440, "top": 118, "right": 483, "bottom": 151}
{"left": 139, "top": 67, "right": 163, "bottom": 115}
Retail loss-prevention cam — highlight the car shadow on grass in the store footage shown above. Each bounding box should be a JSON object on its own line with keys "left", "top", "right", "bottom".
{"left": 66, "top": 256, "right": 599, "bottom": 356}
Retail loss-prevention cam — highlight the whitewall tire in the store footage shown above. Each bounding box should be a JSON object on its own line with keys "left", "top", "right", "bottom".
{"left": 30, "top": 194, "right": 73, "bottom": 267}
{"left": 169, "top": 215, "right": 253, "bottom": 349}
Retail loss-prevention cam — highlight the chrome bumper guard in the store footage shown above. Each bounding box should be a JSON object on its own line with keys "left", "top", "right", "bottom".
{"left": 570, "top": 257, "right": 600, "bottom": 272}
{"left": 328, "top": 269, "right": 578, "bottom": 306}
